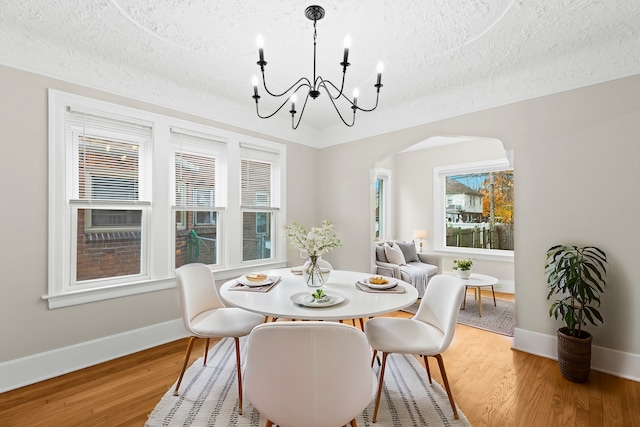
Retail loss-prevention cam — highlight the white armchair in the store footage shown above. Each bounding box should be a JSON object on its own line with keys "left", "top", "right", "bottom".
{"left": 374, "top": 241, "right": 438, "bottom": 297}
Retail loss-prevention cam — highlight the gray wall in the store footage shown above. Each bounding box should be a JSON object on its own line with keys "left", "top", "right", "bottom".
{"left": 319, "top": 74, "right": 640, "bottom": 356}
{"left": 1, "top": 62, "right": 639, "bottom": 374}
{"left": 392, "top": 139, "right": 515, "bottom": 289}
{"left": 0, "top": 64, "right": 318, "bottom": 363}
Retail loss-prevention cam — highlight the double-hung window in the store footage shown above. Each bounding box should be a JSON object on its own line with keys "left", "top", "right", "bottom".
{"left": 171, "top": 128, "right": 226, "bottom": 267}
{"left": 47, "top": 90, "right": 286, "bottom": 308}
{"left": 56, "top": 100, "right": 152, "bottom": 288}
{"left": 240, "top": 145, "right": 279, "bottom": 262}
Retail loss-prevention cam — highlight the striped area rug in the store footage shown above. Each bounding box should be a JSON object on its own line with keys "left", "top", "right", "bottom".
{"left": 146, "top": 337, "right": 471, "bottom": 427}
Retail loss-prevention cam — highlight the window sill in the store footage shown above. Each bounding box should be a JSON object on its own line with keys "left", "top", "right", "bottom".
{"left": 43, "top": 278, "right": 177, "bottom": 309}
{"left": 431, "top": 247, "right": 514, "bottom": 262}
{"left": 43, "top": 260, "right": 289, "bottom": 309}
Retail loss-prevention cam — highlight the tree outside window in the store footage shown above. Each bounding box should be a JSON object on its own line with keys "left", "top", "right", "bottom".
{"left": 445, "top": 170, "right": 513, "bottom": 251}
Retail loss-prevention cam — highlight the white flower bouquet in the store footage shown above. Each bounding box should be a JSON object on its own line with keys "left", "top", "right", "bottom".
{"left": 283, "top": 220, "right": 342, "bottom": 257}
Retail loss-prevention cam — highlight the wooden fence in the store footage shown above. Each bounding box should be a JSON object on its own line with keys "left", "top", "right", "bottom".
{"left": 446, "top": 223, "right": 513, "bottom": 250}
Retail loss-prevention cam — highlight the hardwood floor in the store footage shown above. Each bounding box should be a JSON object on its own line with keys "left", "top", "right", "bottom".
{"left": 1, "top": 293, "right": 638, "bottom": 426}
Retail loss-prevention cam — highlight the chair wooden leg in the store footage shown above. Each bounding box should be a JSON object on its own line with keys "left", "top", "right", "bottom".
{"left": 433, "top": 354, "right": 459, "bottom": 420}
{"left": 203, "top": 338, "right": 211, "bottom": 366}
{"left": 173, "top": 336, "right": 198, "bottom": 396}
{"left": 265, "top": 420, "right": 273, "bottom": 427}
{"left": 370, "top": 349, "right": 378, "bottom": 367}
{"left": 491, "top": 285, "right": 497, "bottom": 306}
{"left": 372, "top": 352, "right": 388, "bottom": 423}
{"left": 350, "top": 418, "right": 358, "bottom": 426}
{"left": 234, "top": 337, "right": 243, "bottom": 415}
{"left": 422, "top": 355, "right": 432, "bottom": 384}
{"left": 358, "top": 318, "right": 364, "bottom": 331}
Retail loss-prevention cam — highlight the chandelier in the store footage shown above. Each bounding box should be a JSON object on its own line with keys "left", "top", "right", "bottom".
{"left": 251, "top": 5, "right": 383, "bottom": 129}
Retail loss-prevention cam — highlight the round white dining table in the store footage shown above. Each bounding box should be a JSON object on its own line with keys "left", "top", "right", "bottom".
{"left": 220, "top": 268, "right": 418, "bottom": 321}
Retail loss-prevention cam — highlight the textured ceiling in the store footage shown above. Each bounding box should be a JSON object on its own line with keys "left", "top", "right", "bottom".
{"left": 1, "top": 0, "right": 639, "bottom": 147}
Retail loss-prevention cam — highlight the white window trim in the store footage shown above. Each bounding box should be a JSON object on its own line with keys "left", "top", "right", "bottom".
{"left": 372, "top": 168, "right": 392, "bottom": 242}
{"left": 433, "top": 159, "right": 514, "bottom": 261}
{"left": 45, "top": 90, "right": 287, "bottom": 309}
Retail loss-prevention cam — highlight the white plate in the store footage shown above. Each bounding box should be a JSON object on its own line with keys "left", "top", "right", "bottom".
{"left": 237, "top": 275, "right": 275, "bottom": 287}
{"left": 290, "top": 292, "right": 346, "bottom": 308}
{"left": 290, "top": 266, "right": 304, "bottom": 275}
{"left": 362, "top": 277, "right": 398, "bottom": 290}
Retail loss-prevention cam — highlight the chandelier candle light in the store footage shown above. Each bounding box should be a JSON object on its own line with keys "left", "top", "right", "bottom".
{"left": 252, "top": 5, "right": 383, "bottom": 129}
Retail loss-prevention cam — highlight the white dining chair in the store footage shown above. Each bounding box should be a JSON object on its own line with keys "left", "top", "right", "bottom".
{"left": 364, "top": 274, "right": 466, "bottom": 422}
{"left": 244, "top": 321, "right": 377, "bottom": 427}
{"left": 173, "top": 263, "right": 265, "bottom": 415}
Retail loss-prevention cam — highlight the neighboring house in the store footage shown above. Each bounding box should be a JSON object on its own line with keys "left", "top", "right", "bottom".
{"left": 445, "top": 178, "right": 483, "bottom": 223}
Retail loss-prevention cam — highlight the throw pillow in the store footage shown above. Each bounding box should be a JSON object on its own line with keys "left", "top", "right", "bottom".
{"left": 375, "top": 244, "right": 388, "bottom": 263}
{"left": 396, "top": 241, "right": 419, "bottom": 263}
{"left": 384, "top": 243, "right": 406, "bottom": 265}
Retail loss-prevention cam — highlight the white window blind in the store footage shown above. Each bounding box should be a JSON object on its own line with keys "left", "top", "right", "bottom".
{"left": 171, "top": 130, "right": 225, "bottom": 209}
{"left": 241, "top": 159, "right": 271, "bottom": 207}
{"left": 66, "top": 107, "right": 151, "bottom": 203}
{"left": 240, "top": 144, "right": 278, "bottom": 208}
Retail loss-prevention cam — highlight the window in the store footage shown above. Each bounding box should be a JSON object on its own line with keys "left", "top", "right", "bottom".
{"left": 47, "top": 90, "right": 286, "bottom": 308}
{"left": 60, "top": 101, "right": 152, "bottom": 285}
{"left": 373, "top": 169, "right": 391, "bottom": 241}
{"left": 241, "top": 148, "right": 278, "bottom": 262}
{"left": 434, "top": 160, "right": 513, "bottom": 258}
{"left": 172, "top": 129, "right": 225, "bottom": 267}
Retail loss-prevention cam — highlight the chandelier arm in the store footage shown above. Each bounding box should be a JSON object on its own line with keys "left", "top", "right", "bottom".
{"left": 255, "top": 96, "right": 293, "bottom": 119}
{"left": 314, "top": 76, "right": 347, "bottom": 101}
{"left": 319, "top": 78, "right": 381, "bottom": 113}
{"left": 292, "top": 92, "right": 312, "bottom": 130}
{"left": 261, "top": 73, "right": 312, "bottom": 98}
{"left": 350, "top": 90, "right": 381, "bottom": 113}
{"left": 321, "top": 85, "right": 356, "bottom": 127}
{"left": 257, "top": 83, "right": 311, "bottom": 120}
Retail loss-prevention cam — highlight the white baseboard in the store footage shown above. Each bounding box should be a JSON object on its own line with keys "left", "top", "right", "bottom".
{"left": 494, "top": 279, "right": 514, "bottom": 294}
{"left": 0, "top": 319, "right": 187, "bottom": 393}
{"left": 513, "top": 327, "right": 640, "bottom": 382}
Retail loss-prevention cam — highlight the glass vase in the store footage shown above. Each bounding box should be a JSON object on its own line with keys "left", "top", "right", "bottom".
{"left": 302, "top": 255, "right": 331, "bottom": 287}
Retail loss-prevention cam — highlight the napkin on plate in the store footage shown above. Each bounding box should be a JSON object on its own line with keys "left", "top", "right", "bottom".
{"left": 355, "top": 280, "right": 406, "bottom": 293}
{"left": 229, "top": 276, "right": 281, "bottom": 292}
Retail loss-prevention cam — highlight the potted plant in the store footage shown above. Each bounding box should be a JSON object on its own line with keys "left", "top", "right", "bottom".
{"left": 545, "top": 245, "right": 607, "bottom": 382}
{"left": 453, "top": 259, "right": 473, "bottom": 279}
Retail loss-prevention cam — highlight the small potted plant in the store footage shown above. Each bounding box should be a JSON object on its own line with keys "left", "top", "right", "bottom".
{"left": 545, "top": 244, "right": 607, "bottom": 382}
{"left": 453, "top": 259, "right": 473, "bottom": 279}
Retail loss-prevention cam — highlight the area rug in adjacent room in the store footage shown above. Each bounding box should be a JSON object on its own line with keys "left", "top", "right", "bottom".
{"left": 402, "top": 298, "right": 516, "bottom": 336}
{"left": 146, "top": 337, "right": 471, "bottom": 427}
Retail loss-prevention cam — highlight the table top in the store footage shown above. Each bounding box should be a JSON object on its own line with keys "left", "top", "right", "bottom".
{"left": 220, "top": 268, "right": 418, "bottom": 321}
{"left": 446, "top": 272, "right": 498, "bottom": 286}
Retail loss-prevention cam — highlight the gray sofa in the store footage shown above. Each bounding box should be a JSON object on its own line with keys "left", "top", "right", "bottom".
{"left": 374, "top": 241, "right": 438, "bottom": 297}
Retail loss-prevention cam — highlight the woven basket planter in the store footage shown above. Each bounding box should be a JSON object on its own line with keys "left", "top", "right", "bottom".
{"left": 556, "top": 327, "right": 592, "bottom": 383}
